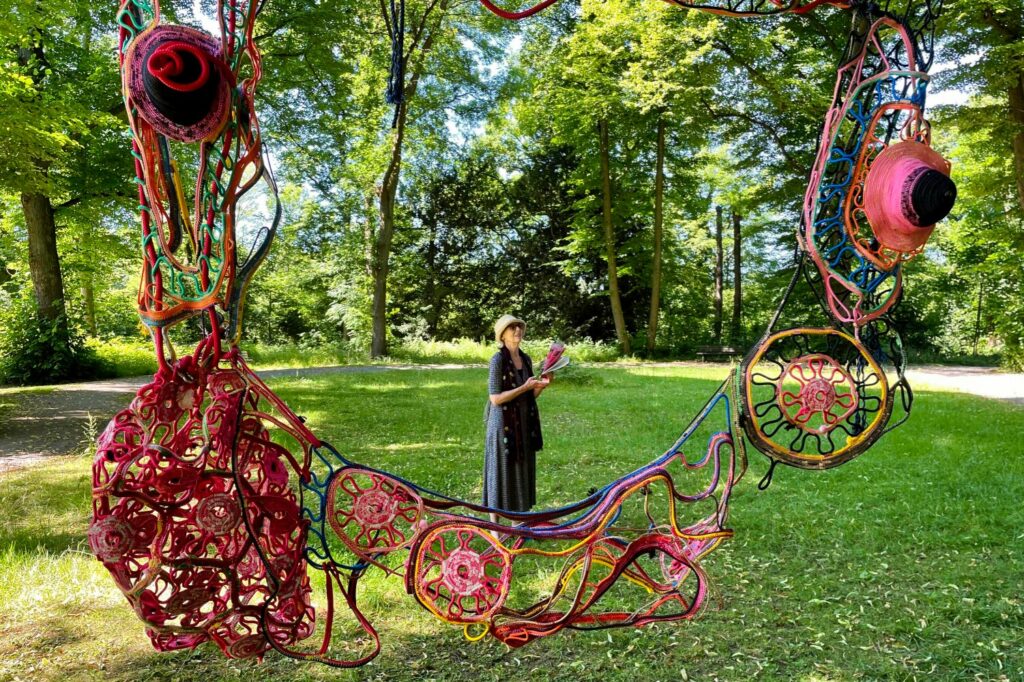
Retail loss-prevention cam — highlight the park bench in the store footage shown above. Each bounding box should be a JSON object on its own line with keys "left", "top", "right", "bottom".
{"left": 696, "top": 345, "right": 742, "bottom": 362}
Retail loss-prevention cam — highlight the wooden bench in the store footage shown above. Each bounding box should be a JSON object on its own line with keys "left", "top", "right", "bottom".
{"left": 696, "top": 345, "right": 741, "bottom": 361}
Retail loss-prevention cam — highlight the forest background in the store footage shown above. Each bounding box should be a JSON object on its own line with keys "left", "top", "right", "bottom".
{"left": 1, "top": 0, "right": 1022, "bottom": 385}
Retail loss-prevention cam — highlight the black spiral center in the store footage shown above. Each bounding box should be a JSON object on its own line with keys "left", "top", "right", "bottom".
{"left": 907, "top": 169, "right": 957, "bottom": 227}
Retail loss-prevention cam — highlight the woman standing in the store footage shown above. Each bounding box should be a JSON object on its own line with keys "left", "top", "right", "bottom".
{"left": 483, "top": 315, "right": 551, "bottom": 518}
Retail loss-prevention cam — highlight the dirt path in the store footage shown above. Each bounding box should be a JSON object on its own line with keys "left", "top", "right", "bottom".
{"left": 905, "top": 365, "right": 1024, "bottom": 406}
{"left": 2, "top": 362, "right": 1020, "bottom": 474}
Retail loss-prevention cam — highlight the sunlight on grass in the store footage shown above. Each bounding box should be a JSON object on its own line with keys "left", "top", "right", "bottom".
{"left": 1, "top": 369, "right": 1022, "bottom": 681}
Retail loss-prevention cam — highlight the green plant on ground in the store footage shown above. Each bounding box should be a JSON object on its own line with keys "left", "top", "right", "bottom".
{"left": 85, "top": 338, "right": 159, "bottom": 378}
{"left": 0, "top": 366, "right": 1021, "bottom": 681}
{"left": 0, "top": 298, "right": 105, "bottom": 386}
{"left": 382, "top": 337, "right": 623, "bottom": 365}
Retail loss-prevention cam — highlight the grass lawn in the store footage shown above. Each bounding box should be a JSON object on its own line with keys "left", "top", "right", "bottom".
{"left": 1, "top": 365, "right": 1021, "bottom": 681}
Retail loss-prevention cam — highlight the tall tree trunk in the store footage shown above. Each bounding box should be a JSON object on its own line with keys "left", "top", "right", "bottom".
{"left": 1010, "top": 72, "right": 1024, "bottom": 213}
{"left": 646, "top": 118, "right": 665, "bottom": 355}
{"left": 731, "top": 210, "right": 742, "bottom": 344}
{"left": 364, "top": 192, "right": 376, "bottom": 278}
{"left": 21, "top": 191, "right": 67, "bottom": 324}
{"left": 18, "top": 38, "right": 68, "bottom": 331}
{"left": 371, "top": 0, "right": 448, "bottom": 358}
{"left": 599, "top": 118, "right": 630, "bottom": 354}
{"left": 425, "top": 218, "right": 439, "bottom": 337}
{"left": 713, "top": 205, "right": 724, "bottom": 345}
{"left": 83, "top": 273, "right": 97, "bottom": 337}
{"left": 973, "top": 277, "right": 985, "bottom": 355}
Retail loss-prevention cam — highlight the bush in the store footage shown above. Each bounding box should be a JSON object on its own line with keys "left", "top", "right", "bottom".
{"left": 388, "top": 337, "right": 622, "bottom": 365}
{"left": 244, "top": 341, "right": 365, "bottom": 368}
{"left": 87, "top": 338, "right": 158, "bottom": 377}
{"left": 0, "top": 298, "right": 105, "bottom": 385}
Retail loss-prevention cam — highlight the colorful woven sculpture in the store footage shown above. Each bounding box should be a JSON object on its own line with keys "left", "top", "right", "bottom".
{"left": 90, "top": 0, "right": 953, "bottom": 667}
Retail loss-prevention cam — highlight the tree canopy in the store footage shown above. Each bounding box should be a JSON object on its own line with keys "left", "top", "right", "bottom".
{"left": 1, "top": 0, "right": 1022, "bottom": 383}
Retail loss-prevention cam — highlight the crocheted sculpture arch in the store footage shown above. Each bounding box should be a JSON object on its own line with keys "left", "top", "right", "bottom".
{"left": 90, "top": 0, "right": 954, "bottom": 667}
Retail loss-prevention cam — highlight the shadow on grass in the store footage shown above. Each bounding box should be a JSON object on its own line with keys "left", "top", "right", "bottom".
{"left": 0, "top": 457, "right": 92, "bottom": 554}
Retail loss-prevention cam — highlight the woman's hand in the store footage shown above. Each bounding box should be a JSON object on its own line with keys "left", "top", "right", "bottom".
{"left": 491, "top": 376, "right": 548, "bottom": 406}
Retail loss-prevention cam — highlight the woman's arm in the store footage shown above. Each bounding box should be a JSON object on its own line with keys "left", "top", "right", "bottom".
{"left": 490, "top": 378, "right": 539, "bottom": 406}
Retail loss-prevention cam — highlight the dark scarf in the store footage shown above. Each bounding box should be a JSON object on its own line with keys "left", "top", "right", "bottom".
{"left": 499, "top": 345, "right": 543, "bottom": 458}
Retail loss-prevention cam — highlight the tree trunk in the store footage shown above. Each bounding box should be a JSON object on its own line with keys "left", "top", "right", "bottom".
{"left": 364, "top": 192, "right": 376, "bottom": 278}
{"left": 599, "top": 118, "right": 630, "bottom": 354}
{"left": 1010, "top": 71, "right": 1024, "bottom": 214}
{"left": 731, "top": 210, "right": 742, "bottom": 344}
{"left": 646, "top": 118, "right": 665, "bottom": 355}
{"left": 713, "top": 205, "right": 724, "bottom": 345}
{"left": 83, "top": 274, "right": 97, "bottom": 337}
{"left": 17, "top": 39, "right": 68, "bottom": 331}
{"left": 21, "top": 191, "right": 67, "bottom": 324}
{"left": 425, "top": 218, "right": 439, "bottom": 337}
{"left": 370, "top": 0, "right": 448, "bottom": 358}
{"left": 973, "top": 277, "right": 985, "bottom": 355}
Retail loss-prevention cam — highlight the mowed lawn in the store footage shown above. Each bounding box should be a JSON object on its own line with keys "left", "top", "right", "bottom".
{"left": 1, "top": 365, "right": 1021, "bottom": 681}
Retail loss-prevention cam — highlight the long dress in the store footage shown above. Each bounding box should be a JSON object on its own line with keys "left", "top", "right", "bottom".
{"left": 482, "top": 350, "right": 538, "bottom": 512}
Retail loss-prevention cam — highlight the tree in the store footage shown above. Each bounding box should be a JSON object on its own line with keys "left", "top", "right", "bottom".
{"left": 646, "top": 115, "right": 665, "bottom": 354}
{"left": 940, "top": 2, "right": 1024, "bottom": 213}
{"left": 259, "top": 0, "right": 504, "bottom": 356}
{"left": 598, "top": 117, "right": 630, "bottom": 352}
{"left": 508, "top": 0, "right": 724, "bottom": 352}
{"left": 1, "top": 1, "right": 131, "bottom": 380}
{"left": 713, "top": 204, "right": 724, "bottom": 344}
{"left": 731, "top": 208, "right": 742, "bottom": 344}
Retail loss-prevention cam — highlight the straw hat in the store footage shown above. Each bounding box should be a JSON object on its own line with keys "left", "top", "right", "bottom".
{"left": 863, "top": 141, "right": 955, "bottom": 253}
{"left": 494, "top": 314, "right": 526, "bottom": 345}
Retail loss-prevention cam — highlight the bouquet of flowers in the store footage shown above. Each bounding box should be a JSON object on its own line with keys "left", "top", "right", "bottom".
{"left": 537, "top": 342, "right": 570, "bottom": 377}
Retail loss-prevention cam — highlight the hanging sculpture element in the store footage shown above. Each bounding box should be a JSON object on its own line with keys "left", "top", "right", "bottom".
{"left": 89, "top": 0, "right": 954, "bottom": 667}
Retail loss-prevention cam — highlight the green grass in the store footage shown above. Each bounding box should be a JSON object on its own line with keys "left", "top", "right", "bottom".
{"left": 1, "top": 366, "right": 1022, "bottom": 681}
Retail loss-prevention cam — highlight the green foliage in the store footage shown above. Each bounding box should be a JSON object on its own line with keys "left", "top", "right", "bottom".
{"left": 86, "top": 338, "right": 158, "bottom": 377}
{"left": 1, "top": 0, "right": 1021, "bottom": 378}
{"left": 0, "top": 295, "right": 103, "bottom": 385}
{"left": 933, "top": 1, "right": 1024, "bottom": 368}
{"left": 388, "top": 337, "right": 621, "bottom": 365}
{"left": 244, "top": 341, "right": 364, "bottom": 369}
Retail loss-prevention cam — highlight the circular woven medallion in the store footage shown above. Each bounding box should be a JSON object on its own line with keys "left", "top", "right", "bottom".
{"left": 124, "top": 25, "right": 232, "bottom": 142}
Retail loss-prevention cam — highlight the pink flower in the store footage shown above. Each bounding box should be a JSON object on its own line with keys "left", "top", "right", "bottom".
{"left": 540, "top": 342, "right": 566, "bottom": 375}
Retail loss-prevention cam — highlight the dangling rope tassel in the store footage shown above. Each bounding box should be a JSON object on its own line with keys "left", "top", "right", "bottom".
{"left": 757, "top": 459, "right": 779, "bottom": 491}
{"left": 385, "top": 0, "right": 405, "bottom": 125}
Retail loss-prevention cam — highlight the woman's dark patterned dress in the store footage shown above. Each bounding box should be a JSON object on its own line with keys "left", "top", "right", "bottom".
{"left": 482, "top": 350, "right": 540, "bottom": 512}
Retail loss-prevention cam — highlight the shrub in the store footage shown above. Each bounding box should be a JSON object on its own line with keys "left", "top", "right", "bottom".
{"left": 0, "top": 297, "right": 105, "bottom": 385}
{"left": 87, "top": 338, "right": 158, "bottom": 377}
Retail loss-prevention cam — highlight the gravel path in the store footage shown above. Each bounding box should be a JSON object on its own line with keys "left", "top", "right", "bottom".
{"left": 2, "top": 362, "right": 1020, "bottom": 474}
{"left": 905, "top": 365, "right": 1024, "bottom": 406}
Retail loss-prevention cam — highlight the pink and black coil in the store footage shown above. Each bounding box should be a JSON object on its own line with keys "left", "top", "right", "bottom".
{"left": 125, "top": 25, "right": 233, "bottom": 142}
{"left": 864, "top": 141, "right": 957, "bottom": 253}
